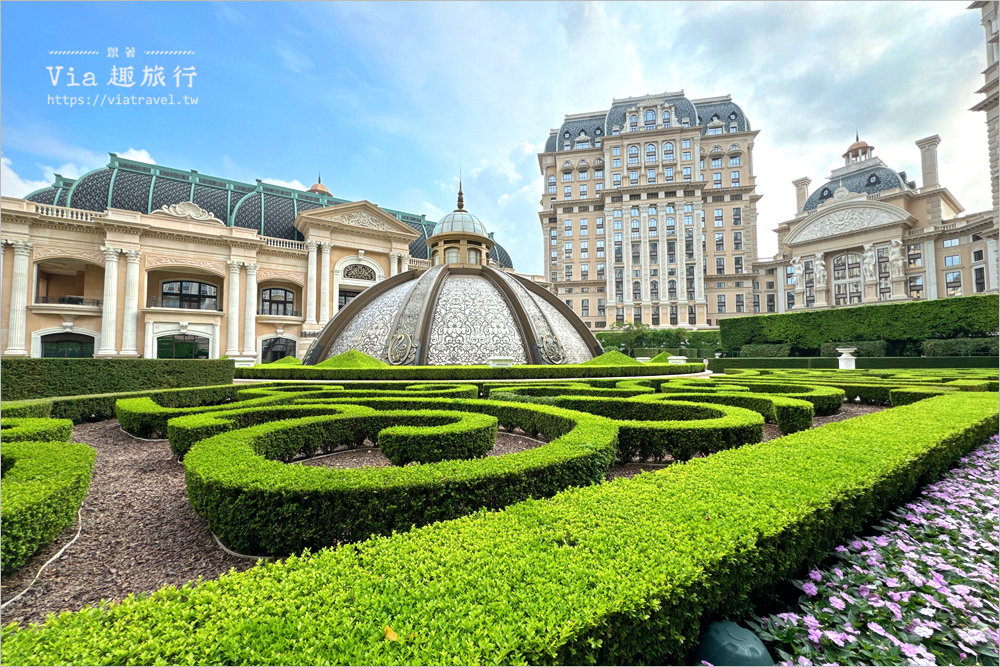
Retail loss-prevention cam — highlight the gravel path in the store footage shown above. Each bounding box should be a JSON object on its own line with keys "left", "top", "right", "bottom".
{"left": 0, "top": 403, "right": 889, "bottom": 625}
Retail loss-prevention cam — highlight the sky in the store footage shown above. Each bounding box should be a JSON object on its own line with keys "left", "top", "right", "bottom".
{"left": 1, "top": 1, "right": 991, "bottom": 275}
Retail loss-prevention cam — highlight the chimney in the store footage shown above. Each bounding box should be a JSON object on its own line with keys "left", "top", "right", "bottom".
{"left": 915, "top": 135, "right": 941, "bottom": 189}
{"left": 792, "top": 177, "right": 811, "bottom": 213}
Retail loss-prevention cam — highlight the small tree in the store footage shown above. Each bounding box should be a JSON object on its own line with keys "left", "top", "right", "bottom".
{"left": 605, "top": 321, "right": 651, "bottom": 357}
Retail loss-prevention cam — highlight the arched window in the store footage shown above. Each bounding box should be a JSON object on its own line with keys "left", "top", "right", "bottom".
{"left": 631, "top": 219, "right": 640, "bottom": 230}
{"left": 628, "top": 146, "right": 639, "bottom": 156}
{"left": 161, "top": 280, "right": 219, "bottom": 310}
{"left": 645, "top": 144, "right": 656, "bottom": 161}
{"left": 832, "top": 252, "right": 863, "bottom": 305}
{"left": 668, "top": 280, "right": 677, "bottom": 299}
{"left": 41, "top": 332, "right": 94, "bottom": 358}
{"left": 663, "top": 142, "right": 674, "bottom": 161}
{"left": 467, "top": 248, "right": 481, "bottom": 264}
{"left": 445, "top": 247, "right": 460, "bottom": 264}
{"left": 547, "top": 175, "right": 556, "bottom": 194}
{"left": 260, "top": 288, "right": 296, "bottom": 316}
{"left": 632, "top": 281, "right": 642, "bottom": 300}
{"left": 663, "top": 111, "right": 671, "bottom": 126}
{"left": 644, "top": 110, "right": 655, "bottom": 123}
{"left": 629, "top": 114, "right": 638, "bottom": 125}
{"left": 431, "top": 250, "right": 440, "bottom": 266}
{"left": 650, "top": 280, "right": 659, "bottom": 299}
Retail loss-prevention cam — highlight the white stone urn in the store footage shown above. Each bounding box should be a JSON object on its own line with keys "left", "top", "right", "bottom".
{"left": 836, "top": 347, "right": 857, "bottom": 370}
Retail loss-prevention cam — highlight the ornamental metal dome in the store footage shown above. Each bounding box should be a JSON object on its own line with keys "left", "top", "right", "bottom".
{"left": 429, "top": 183, "right": 489, "bottom": 239}
{"left": 302, "top": 263, "right": 602, "bottom": 366}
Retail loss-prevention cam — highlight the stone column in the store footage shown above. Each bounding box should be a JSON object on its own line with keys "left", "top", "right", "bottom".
{"left": 319, "top": 243, "right": 331, "bottom": 322}
{"left": 924, "top": 240, "right": 938, "bottom": 300}
{"left": 304, "top": 241, "right": 318, "bottom": 325}
{"left": 4, "top": 241, "right": 33, "bottom": 356}
{"left": 243, "top": 262, "right": 258, "bottom": 356}
{"left": 144, "top": 318, "right": 154, "bottom": 358}
{"left": 120, "top": 250, "right": 142, "bottom": 355}
{"left": 401, "top": 254, "right": 410, "bottom": 272}
{"left": 96, "top": 246, "right": 121, "bottom": 356}
{"left": 212, "top": 322, "right": 221, "bottom": 359}
{"left": 226, "top": 261, "right": 242, "bottom": 356}
{"left": 389, "top": 252, "right": 399, "bottom": 277}
{"left": 813, "top": 252, "right": 829, "bottom": 307}
{"left": 987, "top": 238, "right": 998, "bottom": 292}
{"left": 332, "top": 269, "right": 342, "bottom": 314}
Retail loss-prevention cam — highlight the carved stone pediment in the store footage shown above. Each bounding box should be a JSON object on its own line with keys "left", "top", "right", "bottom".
{"left": 295, "top": 201, "right": 420, "bottom": 240}
{"left": 334, "top": 210, "right": 391, "bottom": 231}
{"left": 785, "top": 202, "right": 911, "bottom": 246}
{"left": 152, "top": 201, "right": 223, "bottom": 224}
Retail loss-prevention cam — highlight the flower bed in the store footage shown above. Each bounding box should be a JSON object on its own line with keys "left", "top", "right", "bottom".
{"left": 751, "top": 435, "right": 1000, "bottom": 666}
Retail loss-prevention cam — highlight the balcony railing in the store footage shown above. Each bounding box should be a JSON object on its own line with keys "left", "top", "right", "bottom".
{"left": 264, "top": 237, "right": 306, "bottom": 251}
{"left": 35, "top": 295, "right": 102, "bottom": 307}
{"left": 258, "top": 308, "right": 302, "bottom": 317}
{"left": 32, "top": 204, "right": 106, "bottom": 222}
{"left": 146, "top": 297, "right": 223, "bottom": 311}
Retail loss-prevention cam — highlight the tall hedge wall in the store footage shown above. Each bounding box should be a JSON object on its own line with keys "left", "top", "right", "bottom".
{"left": 0, "top": 358, "right": 235, "bottom": 402}
{"left": 718, "top": 294, "right": 999, "bottom": 354}
{"left": 707, "top": 356, "right": 1000, "bottom": 372}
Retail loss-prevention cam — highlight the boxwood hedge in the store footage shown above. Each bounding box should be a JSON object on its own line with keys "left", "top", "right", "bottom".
{"left": 0, "top": 418, "right": 73, "bottom": 443}
{"left": 236, "top": 362, "right": 706, "bottom": 381}
{"left": 1, "top": 434, "right": 95, "bottom": 574}
{"left": 2, "top": 392, "right": 995, "bottom": 665}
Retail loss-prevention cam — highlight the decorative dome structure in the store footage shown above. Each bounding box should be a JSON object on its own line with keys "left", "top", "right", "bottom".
{"left": 303, "top": 190, "right": 602, "bottom": 366}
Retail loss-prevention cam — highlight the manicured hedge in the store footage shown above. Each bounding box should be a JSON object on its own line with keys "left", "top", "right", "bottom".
{"left": 0, "top": 358, "right": 235, "bottom": 402}
{"left": 739, "top": 343, "right": 792, "bottom": 357}
{"left": 1, "top": 383, "right": 258, "bottom": 424}
{"left": 181, "top": 397, "right": 617, "bottom": 554}
{"left": 707, "top": 356, "right": 999, "bottom": 372}
{"left": 719, "top": 294, "right": 999, "bottom": 354}
{"left": 648, "top": 391, "right": 814, "bottom": 434}
{"left": 819, "top": 340, "right": 888, "bottom": 357}
{"left": 236, "top": 362, "right": 705, "bottom": 381}
{"left": 3, "top": 393, "right": 995, "bottom": 666}
{"left": 710, "top": 380, "right": 845, "bottom": 415}
{"left": 921, "top": 337, "right": 999, "bottom": 357}
{"left": 0, "top": 418, "right": 73, "bottom": 443}
{"left": 1, "top": 439, "right": 95, "bottom": 575}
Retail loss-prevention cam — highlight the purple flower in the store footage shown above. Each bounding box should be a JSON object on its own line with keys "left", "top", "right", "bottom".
{"left": 953, "top": 584, "right": 972, "bottom": 596}
{"left": 834, "top": 545, "right": 847, "bottom": 553}
{"left": 829, "top": 596, "right": 845, "bottom": 611}
{"left": 912, "top": 625, "right": 934, "bottom": 639}
{"left": 808, "top": 628, "right": 822, "bottom": 643}
{"left": 803, "top": 582, "right": 818, "bottom": 596}
{"left": 867, "top": 621, "right": 887, "bottom": 637}
{"left": 809, "top": 569, "right": 823, "bottom": 582}
{"left": 886, "top": 577, "right": 900, "bottom": 588}
{"left": 796, "top": 658, "right": 813, "bottom": 666}
{"left": 824, "top": 631, "right": 848, "bottom": 647}
{"left": 832, "top": 567, "right": 843, "bottom": 579}
{"left": 803, "top": 615, "right": 821, "bottom": 630}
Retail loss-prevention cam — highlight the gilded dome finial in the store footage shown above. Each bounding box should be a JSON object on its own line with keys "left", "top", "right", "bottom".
{"left": 457, "top": 178, "right": 464, "bottom": 211}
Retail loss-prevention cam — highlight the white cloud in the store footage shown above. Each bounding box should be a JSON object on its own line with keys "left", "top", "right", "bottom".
{"left": 117, "top": 148, "right": 156, "bottom": 164}
{"left": 261, "top": 177, "right": 308, "bottom": 191}
{"left": 1, "top": 156, "right": 51, "bottom": 198}
{"left": 276, "top": 44, "right": 313, "bottom": 73}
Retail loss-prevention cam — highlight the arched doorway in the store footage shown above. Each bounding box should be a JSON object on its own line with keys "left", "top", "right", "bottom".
{"left": 261, "top": 337, "right": 296, "bottom": 363}
{"left": 156, "top": 334, "right": 210, "bottom": 359}
{"left": 40, "top": 332, "right": 95, "bottom": 358}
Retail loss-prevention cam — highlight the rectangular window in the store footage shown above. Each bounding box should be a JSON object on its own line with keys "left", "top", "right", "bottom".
{"left": 613, "top": 173, "right": 622, "bottom": 186}
{"left": 973, "top": 249, "right": 984, "bottom": 262}
{"left": 707, "top": 126, "right": 723, "bottom": 135}
{"left": 562, "top": 172, "right": 573, "bottom": 182}
{"left": 787, "top": 291, "right": 795, "bottom": 310}
{"left": 682, "top": 151, "right": 692, "bottom": 161}
{"left": 612, "top": 158, "right": 622, "bottom": 168}
{"left": 594, "top": 169, "right": 604, "bottom": 180}
{"left": 766, "top": 293, "right": 776, "bottom": 312}
{"left": 729, "top": 156, "right": 741, "bottom": 167}
{"left": 730, "top": 170, "right": 741, "bottom": 186}
{"left": 578, "top": 170, "right": 589, "bottom": 181}
{"left": 945, "top": 270, "right": 962, "bottom": 297}
{"left": 943, "top": 238, "right": 959, "bottom": 247}
{"left": 734, "top": 257, "right": 744, "bottom": 274}
{"left": 649, "top": 241, "right": 658, "bottom": 263}
{"left": 564, "top": 186, "right": 572, "bottom": 198}
{"left": 664, "top": 167, "right": 674, "bottom": 181}
{"left": 579, "top": 184, "right": 588, "bottom": 198}
{"left": 715, "top": 232, "right": 725, "bottom": 251}
{"left": 629, "top": 170, "right": 639, "bottom": 185}
{"left": 581, "top": 299, "right": 590, "bottom": 316}
{"left": 651, "top": 306, "right": 660, "bottom": 325}
{"left": 633, "top": 306, "right": 642, "bottom": 323}
{"left": 683, "top": 167, "right": 692, "bottom": 181}
{"left": 596, "top": 240, "right": 605, "bottom": 258}
{"left": 681, "top": 139, "right": 691, "bottom": 148}
{"left": 580, "top": 241, "right": 589, "bottom": 259}
{"left": 907, "top": 243, "right": 923, "bottom": 268}
{"left": 595, "top": 182, "right": 603, "bottom": 193}
{"left": 733, "top": 231, "right": 743, "bottom": 251}
{"left": 735, "top": 294, "right": 745, "bottom": 313}
{"left": 714, "top": 208, "right": 724, "bottom": 227}
{"left": 713, "top": 172, "right": 722, "bottom": 188}
{"left": 974, "top": 266, "right": 986, "bottom": 293}
{"left": 564, "top": 241, "right": 573, "bottom": 259}
{"left": 550, "top": 250, "right": 558, "bottom": 265}
{"left": 646, "top": 168, "right": 656, "bottom": 183}
{"left": 688, "top": 305, "right": 696, "bottom": 325}
{"left": 579, "top": 218, "right": 588, "bottom": 235}
{"left": 732, "top": 207, "right": 742, "bottom": 225}
{"left": 944, "top": 255, "right": 960, "bottom": 266}
{"left": 597, "top": 263, "right": 605, "bottom": 279}
{"left": 711, "top": 158, "right": 722, "bottom": 169}
{"left": 716, "top": 257, "right": 726, "bottom": 274}
{"left": 766, "top": 281, "right": 774, "bottom": 290}
{"left": 669, "top": 305, "right": 678, "bottom": 325}
{"left": 612, "top": 146, "right": 621, "bottom": 156}
{"left": 580, "top": 263, "right": 589, "bottom": 279}
{"left": 597, "top": 298, "right": 606, "bottom": 316}
{"left": 596, "top": 217, "right": 604, "bottom": 234}
{"left": 908, "top": 275, "right": 924, "bottom": 299}
{"left": 564, "top": 264, "right": 573, "bottom": 280}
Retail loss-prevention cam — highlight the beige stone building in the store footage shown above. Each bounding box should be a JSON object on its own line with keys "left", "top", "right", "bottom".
{"left": 971, "top": 1, "right": 999, "bottom": 223}
{"left": 1, "top": 154, "right": 515, "bottom": 364}
{"left": 758, "top": 134, "right": 997, "bottom": 313}
{"left": 538, "top": 91, "right": 760, "bottom": 329}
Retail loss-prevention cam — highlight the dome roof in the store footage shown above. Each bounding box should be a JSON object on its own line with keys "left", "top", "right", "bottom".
{"left": 429, "top": 183, "right": 489, "bottom": 239}
{"left": 302, "top": 264, "right": 602, "bottom": 366}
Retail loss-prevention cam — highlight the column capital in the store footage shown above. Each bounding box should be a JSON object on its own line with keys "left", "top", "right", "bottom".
{"left": 100, "top": 246, "right": 122, "bottom": 260}
{"left": 305, "top": 240, "right": 319, "bottom": 252}
{"left": 124, "top": 249, "right": 142, "bottom": 263}
{"left": 319, "top": 242, "right": 332, "bottom": 252}
{"left": 10, "top": 240, "right": 33, "bottom": 256}
{"left": 227, "top": 260, "right": 243, "bottom": 273}
{"left": 388, "top": 251, "right": 400, "bottom": 260}
{"left": 243, "top": 262, "right": 259, "bottom": 275}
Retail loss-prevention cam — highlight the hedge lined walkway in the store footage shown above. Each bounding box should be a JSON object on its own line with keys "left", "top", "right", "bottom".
{"left": 0, "top": 421, "right": 256, "bottom": 626}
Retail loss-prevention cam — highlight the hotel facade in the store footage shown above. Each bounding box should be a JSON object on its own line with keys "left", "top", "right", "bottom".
{"left": 0, "top": 155, "right": 514, "bottom": 363}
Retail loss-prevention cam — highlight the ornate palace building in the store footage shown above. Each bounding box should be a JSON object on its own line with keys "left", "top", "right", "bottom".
{"left": 0, "top": 154, "right": 514, "bottom": 363}
{"left": 759, "top": 135, "right": 997, "bottom": 313}
{"left": 538, "top": 91, "right": 760, "bottom": 329}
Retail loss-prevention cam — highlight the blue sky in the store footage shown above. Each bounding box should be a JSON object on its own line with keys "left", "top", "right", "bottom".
{"left": 1, "top": 1, "right": 990, "bottom": 275}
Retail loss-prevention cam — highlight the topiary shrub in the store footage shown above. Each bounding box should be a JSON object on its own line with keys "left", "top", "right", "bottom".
{"left": 921, "top": 337, "right": 999, "bottom": 357}
{"left": 739, "top": 344, "right": 792, "bottom": 357}
{"left": 314, "top": 350, "right": 389, "bottom": 369}
{"left": 580, "top": 351, "right": 642, "bottom": 366}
